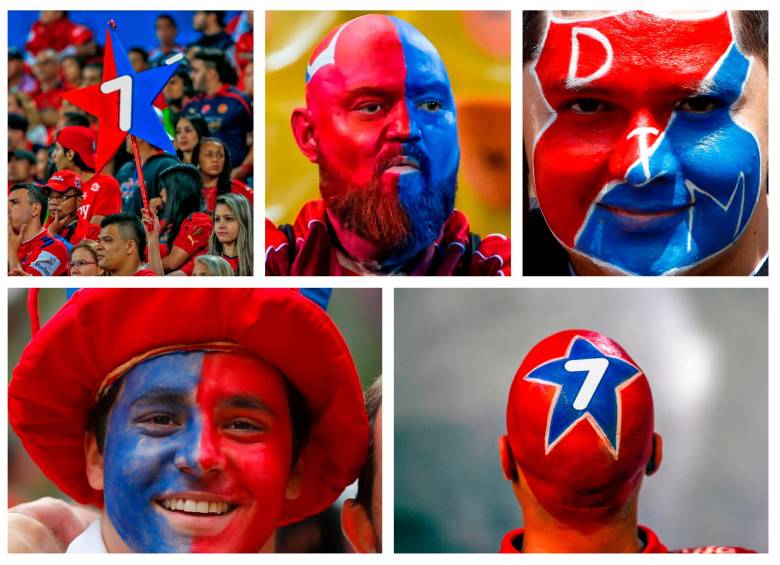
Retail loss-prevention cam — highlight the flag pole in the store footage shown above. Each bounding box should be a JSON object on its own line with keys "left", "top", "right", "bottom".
{"left": 131, "top": 135, "right": 151, "bottom": 215}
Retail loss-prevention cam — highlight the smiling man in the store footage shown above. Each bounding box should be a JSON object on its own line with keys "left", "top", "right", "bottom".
{"left": 523, "top": 11, "right": 768, "bottom": 276}
{"left": 266, "top": 14, "right": 510, "bottom": 276}
{"left": 9, "top": 288, "right": 369, "bottom": 552}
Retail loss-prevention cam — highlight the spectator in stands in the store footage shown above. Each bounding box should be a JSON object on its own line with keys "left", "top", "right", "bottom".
{"left": 8, "top": 183, "right": 69, "bottom": 276}
{"left": 61, "top": 55, "right": 82, "bottom": 89}
{"left": 157, "top": 164, "right": 212, "bottom": 273}
{"left": 192, "top": 254, "right": 234, "bottom": 276}
{"left": 8, "top": 113, "right": 29, "bottom": 152}
{"left": 9, "top": 150, "right": 37, "bottom": 186}
{"left": 31, "top": 50, "right": 65, "bottom": 112}
{"left": 69, "top": 239, "right": 103, "bottom": 276}
{"left": 43, "top": 169, "right": 100, "bottom": 246}
{"left": 192, "top": 137, "right": 253, "bottom": 212}
{"left": 192, "top": 11, "right": 234, "bottom": 53}
{"left": 81, "top": 63, "right": 103, "bottom": 87}
{"left": 128, "top": 47, "right": 149, "bottom": 73}
{"left": 185, "top": 48, "right": 253, "bottom": 176}
{"left": 9, "top": 47, "right": 37, "bottom": 94}
{"left": 122, "top": 137, "right": 180, "bottom": 216}
{"left": 210, "top": 193, "right": 253, "bottom": 276}
{"left": 174, "top": 111, "right": 209, "bottom": 164}
{"left": 149, "top": 14, "right": 185, "bottom": 67}
{"left": 163, "top": 66, "right": 193, "bottom": 122}
{"left": 25, "top": 11, "right": 95, "bottom": 62}
{"left": 96, "top": 213, "right": 156, "bottom": 276}
{"left": 52, "top": 126, "right": 121, "bottom": 225}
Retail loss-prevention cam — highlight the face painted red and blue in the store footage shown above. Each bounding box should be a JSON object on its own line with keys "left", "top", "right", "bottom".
{"left": 506, "top": 330, "right": 654, "bottom": 523}
{"left": 304, "top": 15, "right": 460, "bottom": 266}
{"left": 530, "top": 12, "right": 761, "bottom": 275}
{"left": 102, "top": 351, "right": 295, "bottom": 552}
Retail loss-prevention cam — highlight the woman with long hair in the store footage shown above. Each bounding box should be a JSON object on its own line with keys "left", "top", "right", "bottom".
{"left": 209, "top": 193, "right": 253, "bottom": 276}
{"left": 157, "top": 163, "right": 213, "bottom": 273}
{"left": 174, "top": 111, "right": 210, "bottom": 164}
{"left": 193, "top": 137, "right": 253, "bottom": 212}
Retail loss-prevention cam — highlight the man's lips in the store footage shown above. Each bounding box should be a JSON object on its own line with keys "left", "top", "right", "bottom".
{"left": 154, "top": 492, "right": 243, "bottom": 536}
{"left": 597, "top": 202, "right": 691, "bottom": 219}
{"left": 383, "top": 156, "right": 420, "bottom": 174}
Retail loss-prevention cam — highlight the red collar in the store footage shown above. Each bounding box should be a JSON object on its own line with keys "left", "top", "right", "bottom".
{"left": 500, "top": 525, "right": 668, "bottom": 553}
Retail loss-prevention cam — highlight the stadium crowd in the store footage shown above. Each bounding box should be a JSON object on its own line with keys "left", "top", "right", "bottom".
{"left": 8, "top": 10, "right": 254, "bottom": 276}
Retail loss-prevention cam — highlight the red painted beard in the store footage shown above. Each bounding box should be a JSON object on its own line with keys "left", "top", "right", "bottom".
{"left": 319, "top": 147, "right": 413, "bottom": 252}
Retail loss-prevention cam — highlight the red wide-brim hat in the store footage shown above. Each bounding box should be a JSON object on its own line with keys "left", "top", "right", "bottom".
{"left": 9, "top": 288, "right": 369, "bottom": 526}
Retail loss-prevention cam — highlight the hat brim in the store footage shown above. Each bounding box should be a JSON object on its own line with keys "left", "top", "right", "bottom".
{"left": 9, "top": 288, "right": 369, "bottom": 526}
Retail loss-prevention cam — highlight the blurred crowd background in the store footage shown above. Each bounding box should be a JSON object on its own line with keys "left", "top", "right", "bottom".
{"left": 8, "top": 287, "right": 381, "bottom": 552}
{"left": 395, "top": 288, "right": 768, "bottom": 552}
{"left": 266, "top": 11, "right": 510, "bottom": 236}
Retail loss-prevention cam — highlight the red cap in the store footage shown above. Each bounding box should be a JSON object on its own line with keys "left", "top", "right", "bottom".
{"left": 57, "top": 126, "right": 96, "bottom": 170}
{"left": 44, "top": 169, "right": 83, "bottom": 194}
{"left": 9, "top": 288, "right": 369, "bottom": 526}
{"left": 506, "top": 329, "right": 654, "bottom": 522}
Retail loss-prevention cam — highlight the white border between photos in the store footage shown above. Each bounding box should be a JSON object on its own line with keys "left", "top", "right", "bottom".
{"left": 0, "top": 0, "right": 776, "bottom": 564}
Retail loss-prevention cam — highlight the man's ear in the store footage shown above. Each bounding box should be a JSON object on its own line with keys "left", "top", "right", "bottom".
{"left": 341, "top": 499, "right": 376, "bottom": 553}
{"left": 84, "top": 432, "right": 105, "bottom": 491}
{"left": 499, "top": 435, "right": 518, "bottom": 482}
{"left": 285, "top": 457, "right": 304, "bottom": 500}
{"left": 646, "top": 432, "right": 663, "bottom": 476}
{"left": 291, "top": 108, "right": 319, "bottom": 163}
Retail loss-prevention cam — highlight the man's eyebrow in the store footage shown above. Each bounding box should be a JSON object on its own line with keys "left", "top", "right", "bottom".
{"left": 220, "top": 395, "right": 274, "bottom": 414}
{"left": 542, "top": 78, "right": 703, "bottom": 97}
{"left": 131, "top": 387, "right": 190, "bottom": 408}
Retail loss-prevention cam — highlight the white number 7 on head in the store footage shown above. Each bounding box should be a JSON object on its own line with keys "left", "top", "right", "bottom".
{"left": 564, "top": 358, "right": 609, "bottom": 410}
{"left": 100, "top": 75, "right": 133, "bottom": 132}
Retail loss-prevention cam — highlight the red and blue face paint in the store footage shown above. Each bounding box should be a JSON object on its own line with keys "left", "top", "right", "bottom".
{"left": 305, "top": 15, "right": 460, "bottom": 266}
{"left": 103, "top": 351, "right": 294, "bottom": 552}
{"left": 530, "top": 12, "right": 761, "bottom": 274}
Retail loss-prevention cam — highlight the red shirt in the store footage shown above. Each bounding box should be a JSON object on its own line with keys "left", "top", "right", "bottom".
{"left": 45, "top": 217, "right": 101, "bottom": 246}
{"left": 31, "top": 82, "right": 66, "bottom": 111}
{"left": 26, "top": 18, "right": 91, "bottom": 56}
{"left": 160, "top": 213, "right": 213, "bottom": 271}
{"left": 134, "top": 268, "right": 157, "bottom": 276}
{"left": 79, "top": 173, "right": 122, "bottom": 222}
{"left": 500, "top": 526, "right": 754, "bottom": 553}
{"left": 16, "top": 229, "right": 69, "bottom": 276}
{"left": 265, "top": 200, "right": 510, "bottom": 276}
{"left": 202, "top": 179, "right": 254, "bottom": 213}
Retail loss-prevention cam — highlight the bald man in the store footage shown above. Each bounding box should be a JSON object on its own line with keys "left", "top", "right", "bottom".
{"left": 266, "top": 14, "right": 510, "bottom": 276}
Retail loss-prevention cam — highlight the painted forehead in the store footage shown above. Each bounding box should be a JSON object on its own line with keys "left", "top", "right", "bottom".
{"left": 535, "top": 11, "right": 735, "bottom": 97}
{"left": 306, "top": 15, "right": 449, "bottom": 90}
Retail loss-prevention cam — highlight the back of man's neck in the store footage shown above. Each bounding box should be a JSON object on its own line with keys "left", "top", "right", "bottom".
{"left": 521, "top": 517, "right": 642, "bottom": 553}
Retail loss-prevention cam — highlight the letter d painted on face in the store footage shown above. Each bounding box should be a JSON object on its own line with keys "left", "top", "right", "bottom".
{"left": 567, "top": 27, "right": 613, "bottom": 88}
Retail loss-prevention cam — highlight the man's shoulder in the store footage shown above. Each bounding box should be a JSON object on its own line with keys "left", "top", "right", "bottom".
{"left": 439, "top": 210, "right": 511, "bottom": 276}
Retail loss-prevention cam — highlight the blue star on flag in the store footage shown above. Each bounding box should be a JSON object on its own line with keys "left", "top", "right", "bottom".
{"left": 524, "top": 336, "right": 641, "bottom": 458}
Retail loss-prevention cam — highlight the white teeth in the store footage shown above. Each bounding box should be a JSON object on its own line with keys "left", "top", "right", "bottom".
{"left": 160, "top": 498, "right": 231, "bottom": 515}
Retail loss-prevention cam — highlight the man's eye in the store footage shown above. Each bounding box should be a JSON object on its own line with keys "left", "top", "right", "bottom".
{"left": 676, "top": 96, "right": 721, "bottom": 114}
{"left": 139, "top": 414, "right": 178, "bottom": 427}
{"left": 419, "top": 100, "right": 441, "bottom": 112}
{"left": 567, "top": 98, "right": 606, "bottom": 114}
{"left": 357, "top": 103, "right": 382, "bottom": 114}
{"left": 226, "top": 420, "right": 263, "bottom": 432}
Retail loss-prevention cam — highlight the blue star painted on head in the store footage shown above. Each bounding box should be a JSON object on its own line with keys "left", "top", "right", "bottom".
{"left": 524, "top": 336, "right": 641, "bottom": 458}
{"left": 108, "top": 26, "right": 180, "bottom": 153}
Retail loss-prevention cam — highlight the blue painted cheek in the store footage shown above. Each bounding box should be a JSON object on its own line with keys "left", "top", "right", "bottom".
{"left": 390, "top": 16, "right": 460, "bottom": 264}
{"left": 102, "top": 352, "right": 205, "bottom": 552}
{"left": 575, "top": 45, "right": 760, "bottom": 275}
